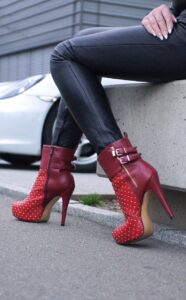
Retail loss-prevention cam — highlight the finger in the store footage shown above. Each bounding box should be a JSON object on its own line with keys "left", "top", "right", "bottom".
{"left": 161, "top": 6, "right": 175, "bottom": 34}
{"left": 172, "top": 14, "right": 177, "bottom": 23}
{"left": 148, "top": 14, "right": 164, "bottom": 40}
{"left": 153, "top": 11, "right": 168, "bottom": 38}
{"left": 141, "top": 18, "right": 157, "bottom": 36}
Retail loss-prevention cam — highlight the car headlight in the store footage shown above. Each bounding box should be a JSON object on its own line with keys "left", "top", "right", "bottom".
{"left": 0, "top": 75, "right": 44, "bottom": 99}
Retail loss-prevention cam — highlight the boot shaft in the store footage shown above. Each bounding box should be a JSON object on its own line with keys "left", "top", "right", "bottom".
{"left": 40, "top": 145, "right": 77, "bottom": 206}
{"left": 98, "top": 132, "right": 141, "bottom": 180}
{"left": 40, "top": 145, "right": 76, "bottom": 171}
{"left": 98, "top": 132, "right": 156, "bottom": 201}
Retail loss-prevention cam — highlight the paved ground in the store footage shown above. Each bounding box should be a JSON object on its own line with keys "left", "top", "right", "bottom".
{"left": 1, "top": 194, "right": 186, "bottom": 300}
{"left": 1, "top": 159, "right": 186, "bottom": 249}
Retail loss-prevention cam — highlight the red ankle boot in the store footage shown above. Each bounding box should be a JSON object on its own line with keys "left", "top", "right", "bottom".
{"left": 12, "top": 145, "right": 76, "bottom": 225}
{"left": 98, "top": 132, "right": 174, "bottom": 244}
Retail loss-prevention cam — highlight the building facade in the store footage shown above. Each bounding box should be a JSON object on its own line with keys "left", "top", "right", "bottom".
{"left": 0, "top": 0, "right": 170, "bottom": 81}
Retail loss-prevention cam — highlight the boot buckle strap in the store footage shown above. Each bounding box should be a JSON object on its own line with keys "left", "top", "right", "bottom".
{"left": 111, "top": 146, "right": 137, "bottom": 157}
{"left": 118, "top": 155, "right": 130, "bottom": 164}
{"left": 111, "top": 147, "right": 127, "bottom": 157}
{"left": 118, "top": 153, "right": 141, "bottom": 164}
{"left": 115, "top": 147, "right": 127, "bottom": 156}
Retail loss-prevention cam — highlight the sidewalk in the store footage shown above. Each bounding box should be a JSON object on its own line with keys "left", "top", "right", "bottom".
{"left": 0, "top": 159, "right": 186, "bottom": 248}
{"left": 1, "top": 194, "right": 186, "bottom": 300}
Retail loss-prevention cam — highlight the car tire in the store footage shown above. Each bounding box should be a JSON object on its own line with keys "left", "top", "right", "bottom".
{"left": 42, "top": 101, "right": 59, "bottom": 145}
{"left": 73, "top": 139, "right": 97, "bottom": 173}
{"left": 73, "top": 160, "right": 96, "bottom": 173}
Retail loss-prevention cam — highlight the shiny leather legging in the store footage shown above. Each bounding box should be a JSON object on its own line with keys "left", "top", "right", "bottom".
{"left": 50, "top": 10, "right": 186, "bottom": 154}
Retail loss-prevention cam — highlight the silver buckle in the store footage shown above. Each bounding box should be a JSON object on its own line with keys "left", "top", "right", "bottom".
{"left": 111, "top": 147, "right": 123, "bottom": 157}
{"left": 111, "top": 147, "right": 116, "bottom": 157}
{"left": 118, "top": 157, "right": 127, "bottom": 164}
{"left": 119, "top": 155, "right": 131, "bottom": 164}
{"left": 115, "top": 148, "right": 122, "bottom": 156}
{"left": 127, "top": 155, "right": 130, "bottom": 162}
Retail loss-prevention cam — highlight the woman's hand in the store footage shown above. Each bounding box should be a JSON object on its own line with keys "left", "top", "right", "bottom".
{"left": 141, "top": 4, "right": 177, "bottom": 40}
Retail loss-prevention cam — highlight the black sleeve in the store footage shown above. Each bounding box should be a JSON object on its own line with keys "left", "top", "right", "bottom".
{"left": 170, "top": 0, "right": 186, "bottom": 16}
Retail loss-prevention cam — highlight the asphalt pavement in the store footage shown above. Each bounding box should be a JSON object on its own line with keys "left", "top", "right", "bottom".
{"left": 1, "top": 194, "right": 186, "bottom": 300}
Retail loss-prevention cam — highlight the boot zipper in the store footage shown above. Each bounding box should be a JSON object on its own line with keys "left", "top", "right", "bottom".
{"left": 44, "top": 147, "right": 54, "bottom": 206}
{"left": 121, "top": 164, "right": 138, "bottom": 188}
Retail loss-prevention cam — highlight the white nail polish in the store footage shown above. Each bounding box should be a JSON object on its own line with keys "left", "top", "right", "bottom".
{"left": 168, "top": 28, "right": 172, "bottom": 34}
{"left": 164, "top": 33, "right": 168, "bottom": 39}
{"left": 159, "top": 35, "right": 164, "bottom": 40}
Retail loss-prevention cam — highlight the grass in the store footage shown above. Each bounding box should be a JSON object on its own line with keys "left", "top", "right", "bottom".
{"left": 79, "top": 193, "right": 102, "bottom": 206}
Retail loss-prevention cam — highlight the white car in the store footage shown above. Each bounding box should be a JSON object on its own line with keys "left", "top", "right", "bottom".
{"left": 0, "top": 74, "right": 127, "bottom": 171}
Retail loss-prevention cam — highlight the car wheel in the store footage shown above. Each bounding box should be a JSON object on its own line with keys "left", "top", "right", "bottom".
{"left": 42, "top": 101, "right": 59, "bottom": 145}
{"left": 73, "top": 138, "right": 97, "bottom": 173}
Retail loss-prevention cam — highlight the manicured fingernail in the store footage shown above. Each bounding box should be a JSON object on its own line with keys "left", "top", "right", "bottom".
{"left": 163, "top": 32, "right": 168, "bottom": 39}
{"left": 159, "top": 35, "right": 164, "bottom": 40}
{"left": 168, "top": 27, "right": 172, "bottom": 34}
{"left": 152, "top": 32, "right": 156, "bottom": 37}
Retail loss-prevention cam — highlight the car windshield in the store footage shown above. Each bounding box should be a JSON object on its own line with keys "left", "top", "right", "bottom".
{"left": 0, "top": 75, "right": 44, "bottom": 99}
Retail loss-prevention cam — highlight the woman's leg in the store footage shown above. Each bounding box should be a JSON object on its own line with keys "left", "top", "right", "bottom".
{"left": 50, "top": 17, "right": 186, "bottom": 153}
{"left": 11, "top": 27, "right": 122, "bottom": 225}
{"left": 51, "top": 97, "right": 82, "bottom": 147}
{"left": 49, "top": 18, "right": 186, "bottom": 243}
{"left": 52, "top": 27, "right": 117, "bottom": 148}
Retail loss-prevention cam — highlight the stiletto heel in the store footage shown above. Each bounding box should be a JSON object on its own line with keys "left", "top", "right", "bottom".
{"left": 61, "top": 187, "right": 74, "bottom": 226}
{"left": 147, "top": 172, "right": 175, "bottom": 219}
{"left": 98, "top": 132, "right": 175, "bottom": 244}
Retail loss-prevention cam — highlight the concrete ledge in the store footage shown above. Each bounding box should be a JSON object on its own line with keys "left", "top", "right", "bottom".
{"left": 97, "top": 80, "right": 186, "bottom": 231}
{"left": 98, "top": 80, "right": 186, "bottom": 191}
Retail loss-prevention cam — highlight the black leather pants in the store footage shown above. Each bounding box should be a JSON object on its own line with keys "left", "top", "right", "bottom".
{"left": 51, "top": 10, "right": 186, "bottom": 153}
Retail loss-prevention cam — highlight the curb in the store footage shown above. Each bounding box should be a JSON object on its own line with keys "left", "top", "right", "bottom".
{"left": 66, "top": 202, "right": 186, "bottom": 248}
{"left": 1, "top": 183, "right": 186, "bottom": 248}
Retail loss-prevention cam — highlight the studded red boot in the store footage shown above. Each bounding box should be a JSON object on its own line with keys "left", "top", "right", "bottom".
{"left": 98, "top": 132, "right": 174, "bottom": 244}
{"left": 12, "top": 145, "right": 76, "bottom": 225}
